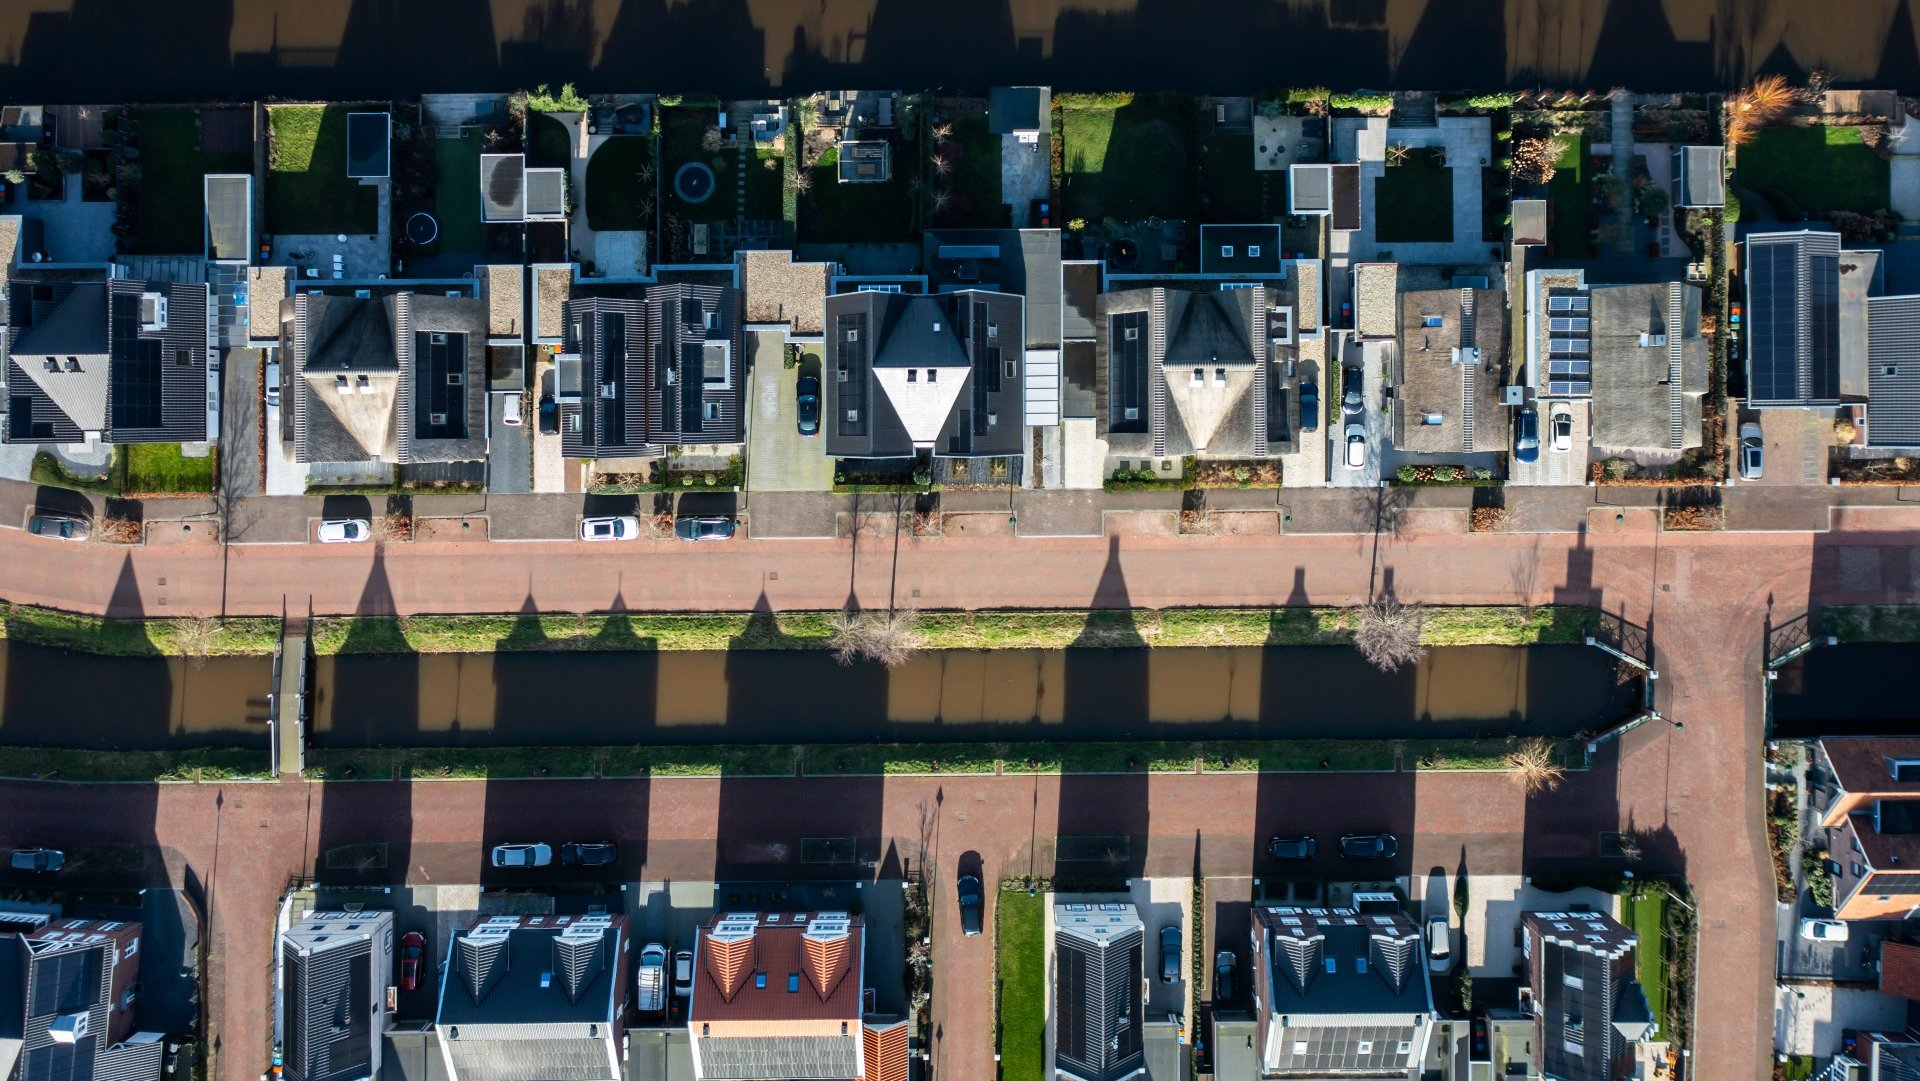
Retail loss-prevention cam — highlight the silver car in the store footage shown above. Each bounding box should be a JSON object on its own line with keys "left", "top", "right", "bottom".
{"left": 1739, "top": 422, "right": 1764, "bottom": 480}
{"left": 1344, "top": 423, "right": 1367, "bottom": 469}
{"left": 489, "top": 843, "right": 552, "bottom": 868}
{"left": 317, "top": 519, "right": 370, "bottom": 543}
{"left": 579, "top": 516, "right": 641, "bottom": 542}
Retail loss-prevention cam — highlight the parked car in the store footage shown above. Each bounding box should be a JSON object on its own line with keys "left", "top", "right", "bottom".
{"left": 501, "top": 394, "right": 523, "bottom": 427}
{"left": 1268, "top": 836, "right": 1317, "bottom": 860}
{"left": 1426, "top": 915, "right": 1451, "bottom": 971}
{"left": 8, "top": 848, "right": 63, "bottom": 873}
{"left": 957, "top": 874, "right": 984, "bottom": 937}
{"left": 1801, "top": 918, "right": 1849, "bottom": 942}
{"left": 672, "top": 948, "right": 694, "bottom": 998}
{"left": 538, "top": 393, "right": 558, "bottom": 435}
{"left": 398, "top": 931, "right": 426, "bottom": 991}
{"left": 265, "top": 361, "right": 281, "bottom": 409}
{"left": 1338, "top": 833, "right": 1398, "bottom": 859}
{"left": 1344, "top": 423, "right": 1367, "bottom": 469}
{"left": 1297, "top": 381, "right": 1320, "bottom": 433}
{"left": 27, "top": 514, "right": 89, "bottom": 541}
{"left": 1214, "top": 950, "right": 1237, "bottom": 1001}
{"left": 317, "top": 519, "right": 370, "bottom": 544}
{"left": 637, "top": 943, "right": 667, "bottom": 1014}
{"left": 489, "top": 843, "right": 552, "bottom": 868}
{"left": 1159, "top": 924, "right": 1182, "bottom": 983}
{"left": 796, "top": 375, "right": 821, "bottom": 436}
{"left": 1550, "top": 408, "right": 1573, "bottom": 453}
{"left": 1513, "top": 409, "right": 1540, "bottom": 464}
{"left": 580, "top": 516, "right": 640, "bottom": 542}
{"left": 1740, "top": 422, "right": 1764, "bottom": 480}
{"left": 559, "top": 842, "right": 617, "bottom": 866}
{"left": 1341, "top": 368, "right": 1364, "bottom": 419}
{"left": 674, "top": 516, "right": 736, "bottom": 541}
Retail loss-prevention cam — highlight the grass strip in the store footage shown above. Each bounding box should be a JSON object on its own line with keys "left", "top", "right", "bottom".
{"left": 1825, "top": 605, "right": 1920, "bottom": 642}
{"left": 0, "top": 747, "right": 269, "bottom": 782}
{"left": 0, "top": 604, "right": 279, "bottom": 657}
{"left": 1622, "top": 891, "right": 1669, "bottom": 1023}
{"left": 996, "top": 889, "right": 1048, "bottom": 1081}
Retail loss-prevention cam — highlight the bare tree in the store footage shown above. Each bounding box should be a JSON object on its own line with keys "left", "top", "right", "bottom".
{"left": 931, "top": 121, "right": 953, "bottom": 143}
{"left": 1385, "top": 142, "right": 1410, "bottom": 167}
{"left": 1350, "top": 595, "right": 1426, "bottom": 673}
{"left": 1504, "top": 737, "right": 1566, "bottom": 796}
{"left": 171, "top": 616, "right": 225, "bottom": 670}
{"left": 1511, "top": 135, "right": 1569, "bottom": 185}
{"left": 788, "top": 167, "right": 812, "bottom": 195}
{"left": 827, "top": 607, "right": 924, "bottom": 668}
{"left": 375, "top": 514, "right": 413, "bottom": 544}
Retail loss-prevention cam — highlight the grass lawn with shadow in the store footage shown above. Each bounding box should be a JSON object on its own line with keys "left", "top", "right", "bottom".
{"left": 1621, "top": 891, "right": 1669, "bottom": 1022}
{"left": 1375, "top": 150, "right": 1455, "bottom": 244}
{"left": 1739, "top": 125, "right": 1891, "bottom": 216}
{"left": 130, "top": 108, "right": 252, "bottom": 254}
{"left": 1060, "top": 95, "right": 1193, "bottom": 221}
{"left": 585, "top": 136, "right": 656, "bottom": 231}
{"left": 931, "top": 110, "right": 1004, "bottom": 228}
{"left": 123, "top": 443, "right": 215, "bottom": 493}
{"left": 527, "top": 112, "right": 572, "bottom": 169}
{"left": 804, "top": 144, "right": 915, "bottom": 243}
{"left": 1199, "top": 132, "right": 1268, "bottom": 222}
{"left": 1546, "top": 133, "right": 1591, "bottom": 257}
{"left": 996, "top": 889, "right": 1047, "bottom": 1080}
{"left": 746, "top": 147, "right": 783, "bottom": 221}
{"left": 267, "top": 104, "right": 380, "bottom": 235}
{"left": 661, "top": 108, "right": 735, "bottom": 223}
{"left": 433, "top": 135, "right": 484, "bottom": 253}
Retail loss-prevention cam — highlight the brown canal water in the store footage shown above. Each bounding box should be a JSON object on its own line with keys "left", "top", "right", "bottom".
{"left": 0, "top": 642, "right": 273, "bottom": 749}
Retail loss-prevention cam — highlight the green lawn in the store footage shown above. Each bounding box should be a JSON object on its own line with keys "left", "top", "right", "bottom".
{"left": 1622, "top": 893, "right": 1669, "bottom": 1024}
{"left": 122, "top": 443, "right": 215, "bottom": 493}
{"left": 1199, "top": 132, "right": 1267, "bottom": 222}
{"left": 266, "top": 104, "right": 380, "bottom": 234}
{"left": 433, "top": 135, "right": 484, "bottom": 253}
{"left": 662, "top": 109, "right": 736, "bottom": 223}
{"left": 1060, "top": 94, "right": 1193, "bottom": 221}
{"left": 936, "top": 110, "right": 1004, "bottom": 228}
{"left": 1546, "top": 133, "right": 1591, "bottom": 257}
{"left": 746, "top": 148, "right": 784, "bottom": 221}
{"left": 1739, "top": 125, "right": 1891, "bottom": 216}
{"left": 997, "top": 889, "right": 1048, "bottom": 1081}
{"left": 527, "top": 112, "right": 573, "bottom": 169}
{"left": 584, "top": 136, "right": 655, "bottom": 231}
{"left": 130, "top": 108, "right": 252, "bottom": 254}
{"left": 1374, "top": 150, "right": 1454, "bottom": 243}
{"left": 805, "top": 144, "right": 916, "bottom": 242}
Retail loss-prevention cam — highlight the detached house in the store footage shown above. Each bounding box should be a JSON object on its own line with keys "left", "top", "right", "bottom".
{"left": 559, "top": 282, "right": 743, "bottom": 459}
{"left": 0, "top": 914, "right": 165, "bottom": 1081}
{"left": 1816, "top": 737, "right": 1920, "bottom": 920}
{"left": 1245, "top": 905, "right": 1434, "bottom": 1079}
{"left": 283, "top": 290, "right": 489, "bottom": 466}
{"left": 279, "top": 911, "right": 393, "bottom": 1081}
{"left": 434, "top": 914, "right": 629, "bottom": 1081}
{"left": 4, "top": 269, "right": 209, "bottom": 445}
{"left": 1052, "top": 902, "right": 1145, "bottom": 1081}
{"left": 1519, "top": 911, "right": 1656, "bottom": 1081}
{"left": 1390, "top": 277, "right": 1510, "bottom": 457}
{"left": 686, "top": 912, "right": 907, "bottom": 1081}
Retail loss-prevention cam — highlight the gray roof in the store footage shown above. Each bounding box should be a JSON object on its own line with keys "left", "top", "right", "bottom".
{"left": 1675, "top": 145, "right": 1724, "bottom": 208}
{"left": 1252, "top": 906, "right": 1434, "bottom": 1078}
{"left": 1199, "top": 225, "right": 1283, "bottom": 277}
{"left": 435, "top": 918, "right": 625, "bottom": 1081}
{"left": 204, "top": 175, "right": 252, "bottom": 262}
{"left": 1054, "top": 903, "right": 1144, "bottom": 1081}
{"left": 1746, "top": 230, "right": 1843, "bottom": 407}
{"left": 1869, "top": 294, "right": 1920, "bottom": 446}
{"left": 987, "top": 87, "right": 1050, "bottom": 134}
{"left": 559, "top": 284, "right": 742, "bottom": 459}
{"left": 382, "top": 1031, "right": 450, "bottom": 1081}
{"left": 1523, "top": 912, "right": 1651, "bottom": 1081}
{"left": 1588, "top": 282, "right": 1707, "bottom": 452}
{"left": 526, "top": 169, "right": 566, "bottom": 219}
{"left": 1098, "top": 285, "right": 1271, "bottom": 458}
{"left": 1062, "top": 261, "right": 1101, "bottom": 341}
{"left": 0, "top": 937, "right": 21, "bottom": 1081}
{"left": 1143, "top": 1021, "right": 1188, "bottom": 1081}
{"left": 1290, "top": 164, "right": 1332, "bottom": 213}
{"left": 480, "top": 155, "right": 526, "bottom": 223}
{"left": 1210, "top": 1015, "right": 1258, "bottom": 1081}
{"left": 1393, "top": 284, "right": 1510, "bottom": 454}
{"left": 925, "top": 229, "right": 1063, "bottom": 350}
{"left": 693, "top": 1035, "right": 858, "bottom": 1079}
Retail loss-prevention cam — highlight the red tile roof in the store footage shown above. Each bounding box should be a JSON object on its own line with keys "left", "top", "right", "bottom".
{"left": 691, "top": 913, "right": 865, "bottom": 1024}
{"left": 863, "top": 1019, "right": 909, "bottom": 1081}
{"left": 1824, "top": 739, "right": 1920, "bottom": 795}
{"left": 1882, "top": 941, "right": 1920, "bottom": 1000}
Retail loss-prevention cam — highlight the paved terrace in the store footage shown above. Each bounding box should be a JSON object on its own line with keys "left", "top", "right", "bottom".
{"left": 2, "top": 480, "right": 1918, "bottom": 1081}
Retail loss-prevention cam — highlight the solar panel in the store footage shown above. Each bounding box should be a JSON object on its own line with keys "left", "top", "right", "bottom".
{"left": 30, "top": 949, "right": 96, "bottom": 1015}
{"left": 1808, "top": 252, "right": 1840, "bottom": 401}
{"left": 1548, "top": 359, "right": 1592, "bottom": 375}
{"left": 1547, "top": 380, "right": 1592, "bottom": 395}
{"left": 1109, "top": 311, "right": 1148, "bottom": 433}
{"left": 1549, "top": 338, "right": 1589, "bottom": 355}
{"left": 110, "top": 292, "right": 163, "bottom": 430}
{"left": 599, "top": 313, "right": 626, "bottom": 446}
{"left": 413, "top": 331, "right": 466, "bottom": 440}
{"left": 835, "top": 312, "right": 868, "bottom": 437}
{"left": 1749, "top": 241, "right": 1799, "bottom": 403}
{"left": 678, "top": 340, "right": 705, "bottom": 433}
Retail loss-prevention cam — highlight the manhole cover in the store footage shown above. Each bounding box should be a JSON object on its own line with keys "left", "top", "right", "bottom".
{"left": 674, "top": 162, "right": 717, "bottom": 204}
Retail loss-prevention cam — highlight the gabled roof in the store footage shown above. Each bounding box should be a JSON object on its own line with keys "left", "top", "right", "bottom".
{"left": 688, "top": 913, "right": 867, "bottom": 1081}
{"left": 435, "top": 913, "right": 627, "bottom": 1081}
{"left": 1745, "top": 230, "right": 1843, "bottom": 407}
{"left": 1252, "top": 906, "right": 1433, "bottom": 1077}
{"left": 1523, "top": 911, "right": 1651, "bottom": 1081}
{"left": 1822, "top": 738, "right": 1920, "bottom": 794}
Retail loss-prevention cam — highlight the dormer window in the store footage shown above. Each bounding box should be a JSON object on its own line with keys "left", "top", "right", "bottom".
{"left": 1893, "top": 759, "right": 1920, "bottom": 782}
{"left": 1220, "top": 245, "right": 1235, "bottom": 258}
{"left": 926, "top": 369, "right": 937, "bottom": 382}
{"left": 1247, "top": 244, "right": 1262, "bottom": 258}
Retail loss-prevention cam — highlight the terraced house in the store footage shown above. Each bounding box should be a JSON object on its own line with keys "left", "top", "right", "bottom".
{"left": 559, "top": 281, "right": 743, "bottom": 459}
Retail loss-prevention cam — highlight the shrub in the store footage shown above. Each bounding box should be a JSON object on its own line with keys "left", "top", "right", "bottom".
{"left": 1433, "top": 465, "right": 1458, "bottom": 482}
{"left": 1505, "top": 738, "right": 1566, "bottom": 795}
{"left": 1511, "top": 136, "right": 1568, "bottom": 185}
{"left": 1463, "top": 92, "right": 1518, "bottom": 110}
{"left": 1329, "top": 92, "right": 1394, "bottom": 113}
{"left": 1255, "top": 98, "right": 1285, "bottom": 119}
{"left": 1496, "top": 129, "right": 1513, "bottom": 142}
{"left": 1286, "top": 87, "right": 1332, "bottom": 105}
{"left": 1471, "top": 467, "right": 1493, "bottom": 481}
{"left": 524, "top": 83, "right": 590, "bottom": 113}
{"left": 1396, "top": 465, "right": 1418, "bottom": 483}
{"left": 1351, "top": 595, "right": 1426, "bottom": 673}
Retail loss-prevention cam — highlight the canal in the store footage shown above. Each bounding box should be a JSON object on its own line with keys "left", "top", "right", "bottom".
{"left": 0, "top": 639, "right": 1638, "bottom": 749}
{"left": 1773, "top": 643, "right": 1920, "bottom": 737}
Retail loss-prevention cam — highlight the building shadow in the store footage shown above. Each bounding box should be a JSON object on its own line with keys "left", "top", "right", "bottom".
{"left": 309, "top": 547, "right": 415, "bottom": 748}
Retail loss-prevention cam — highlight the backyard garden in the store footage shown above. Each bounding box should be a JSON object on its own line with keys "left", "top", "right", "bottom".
{"left": 127, "top": 107, "right": 252, "bottom": 254}
{"left": 266, "top": 103, "right": 381, "bottom": 235}
{"left": 995, "top": 887, "right": 1046, "bottom": 1081}
{"left": 1374, "top": 145, "right": 1454, "bottom": 243}
{"left": 584, "top": 136, "right": 656, "bottom": 231}
{"left": 1197, "top": 130, "right": 1267, "bottom": 222}
{"left": 1737, "top": 124, "right": 1890, "bottom": 218}
{"left": 802, "top": 141, "right": 915, "bottom": 243}
{"left": 660, "top": 104, "right": 736, "bottom": 224}
{"left": 926, "top": 106, "right": 1003, "bottom": 228}
{"left": 1059, "top": 93, "right": 1194, "bottom": 222}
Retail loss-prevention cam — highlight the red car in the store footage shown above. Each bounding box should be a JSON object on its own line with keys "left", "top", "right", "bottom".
{"left": 398, "top": 932, "right": 426, "bottom": 991}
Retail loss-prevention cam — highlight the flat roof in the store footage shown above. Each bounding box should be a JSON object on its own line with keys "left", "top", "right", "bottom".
{"left": 204, "top": 174, "right": 252, "bottom": 262}
{"left": 479, "top": 153, "right": 526, "bottom": 223}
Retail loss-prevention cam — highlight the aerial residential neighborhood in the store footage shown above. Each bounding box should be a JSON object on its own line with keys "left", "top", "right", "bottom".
{"left": 6, "top": 19, "right": 1920, "bottom": 1081}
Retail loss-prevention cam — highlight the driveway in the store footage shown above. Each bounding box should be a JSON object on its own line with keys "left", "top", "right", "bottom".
{"left": 220, "top": 348, "right": 263, "bottom": 496}
{"left": 1509, "top": 400, "right": 1588, "bottom": 486}
{"left": 1743, "top": 409, "right": 1829, "bottom": 487}
{"left": 744, "top": 331, "right": 833, "bottom": 492}
{"left": 489, "top": 391, "right": 530, "bottom": 494}
{"left": 1328, "top": 347, "right": 1383, "bottom": 488}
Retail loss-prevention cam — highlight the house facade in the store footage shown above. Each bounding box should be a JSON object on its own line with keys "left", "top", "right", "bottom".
{"left": 1519, "top": 911, "right": 1655, "bottom": 1081}
{"left": 1817, "top": 738, "right": 1920, "bottom": 920}
{"left": 0, "top": 914, "right": 164, "bottom": 1081}
{"left": 558, "top": 282, "right": 743, "bottom": 459}
{"left": 1052, "top": 902, "right": 1145, "bottom": 1081}
{"left": 280, "top": 911, "right": 394, "bottom": 1081}
{"left": 1247, "top": 905, "right": 1434, "bottom": 1079}
{"left": 434, "top": 913, "right": 629, "bottom": 1081}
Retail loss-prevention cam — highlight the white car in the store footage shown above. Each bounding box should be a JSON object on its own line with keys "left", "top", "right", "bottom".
{"left": 501, "top": 394, "right": 523, "bottom": 427}
{"left": 580, "top": 515, "right": 641, "bottom": 541}
{"left": 673, "top": 948, "right": 694, "bottom": 998}
{"left": 1800, "top": 918, "right": 1848, "bottom": 942}
{"left": 317, "top": 519, "right": 370, "bottom": 544}
{"left": 1550, "top": 407, "right": 1572, "bottom": 453}
{"left": 264, "top": 361, "right": 281, "bottom": 409}
{"left": 1426, "top": 914, "right": 1451, "bottom": 971}
{"left": 1344, "top": 423, "right": 1367, "bottom": 469}
{"left": 489, "top": 843, "right": 552, "bottom": 868}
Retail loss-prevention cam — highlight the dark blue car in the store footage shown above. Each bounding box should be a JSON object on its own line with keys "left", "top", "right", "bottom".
{"left": 1297, "top": 381, "right": 1319, "bottom": 433}
{"left": 1513, "top": 409, "right": 1540, "bottom": 464}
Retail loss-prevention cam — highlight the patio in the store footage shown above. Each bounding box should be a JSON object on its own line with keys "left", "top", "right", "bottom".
{"left": 1332, "top": 116, "right": 1493, "bottom": 264}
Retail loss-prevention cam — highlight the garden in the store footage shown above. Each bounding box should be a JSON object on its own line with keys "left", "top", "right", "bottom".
{"left": 1197, "top": 131, "right": 1268, "bottom": 222}
{"left": 660, "top": 105, "right": 735, "bottom": 224}
{"left": 995, "top": 888, "right": 1047, "bottom": 1081}
{"left": 926, "top": 107, "right": 1003, "bottom": 228}
{"left": 266, "top": 104, "right": 381, "bottom": 235}
{"left": 1543, "top": 133, "right": 1591, "bottom": 257}
{"left": 1374, "top": 146, "right": 1454, "bottom": 243}
{"left": 127, "top": 107, "right": 252, "bottom": 254}
{"left": 430, "top": 134, "right": 484, "bottom": 254}
{"left": 1737, "top": 124, "right": 1890, "bottom": 218}
{"left": 1059, "top": 93, "right": 1194, "bottom": 222}
{"left": 584, "top": 136, "right": 656, "bottom": 231}
{"left": 802, "top": 142, "right": 915, "bottom": 243}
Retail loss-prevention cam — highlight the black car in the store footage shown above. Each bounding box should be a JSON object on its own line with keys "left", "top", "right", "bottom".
{"left": 1214, "top": 950, "right": 1237, "bottom": 1001}
{"left": 1338, "top": 833, "right": 1399, "bottom": 859}
{"left": 9, "top": 848, "right": 63, "bottom": 873}
{"left": 559, "top": 842, "right": 617, "bottom": 866}
{"left": 1269, "top": 835, "right": 1317, "bottom": 860}
{"left": 1159, "top": 924, "right": 1182, "bottom": 983}
{"left": 538, "top": 393, "right": 558, "bottom": 435}
{"left": 956, "top": 874, "right": 984, "bottom": 937}
{"left": 1341, "top": 368, "right": 1364, "bottom": 418}
{"left": 796, "top": 375, "right": 821, "bottom": 436}
{"left": 673, "top": 516, "right": 737, "bottom": 541}
{"left": 1297, "top": 381, "right": 1320, "bottom": 433}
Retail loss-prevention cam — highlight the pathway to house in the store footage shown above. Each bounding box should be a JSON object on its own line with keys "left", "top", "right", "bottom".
{"left": 1606, "top": 94, "right": 1639, "bottom": 258}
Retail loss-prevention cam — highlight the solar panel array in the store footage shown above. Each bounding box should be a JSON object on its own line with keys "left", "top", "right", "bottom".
{"left": 1109, "top": 311, "right": 1149, "bottom": 433}
{"left": 30, "top": 949, "right": 96, "bottom": 1015}
{"left": 678, "top": 341, "right": 706, "bottom": 433}
{"left": 1544, "top": 291, "right": 1591, "bottom": 396}
{"left": 835, "top": 312, "right": 869, "bottom": 438}
{"left": 412, "top": 331, "right": 466, "bottom": 440}
{"left": 109, "top": 292, "right": 163, "bottom": 429}
{"left": 1807, "top": 252, "right": 1841, "bottom": 402}
{"left": 1747, "top": 236, "right": 1840, "bottom": 405}
{"left": 599, "top": 313, "right": 627, "bottom": 446}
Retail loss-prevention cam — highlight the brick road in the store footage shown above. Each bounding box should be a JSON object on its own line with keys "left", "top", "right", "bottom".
{"left": 2, "top": 508, "right": 1918, "bottom": 1081}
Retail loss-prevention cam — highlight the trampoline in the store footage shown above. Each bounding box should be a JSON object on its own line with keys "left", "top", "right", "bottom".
{"left": 674, "top": 162, "right": 716, "bottom": 204}
{"left": 1108, "top": 238, "right": 1141, "bottom": 271}
{"left": 405, "top": 211, "right": 440, "bottom": 246}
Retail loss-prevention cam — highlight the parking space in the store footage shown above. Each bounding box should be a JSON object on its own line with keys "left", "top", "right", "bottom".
{"left": 1509, "top": 399, "right": 1590, "bottom": 487}
{"left": 745, "top": 331, "right": 833, "bottom": 492}
{"left": 1776, "top": 902, "right": 1892, "bottom": 983}
{"left": 1740, "top": 408, "right": 1831, "bottom": 487}
{"left": 1128, "top": 877, "right": 1193, "bottom": 1017}
{"left": 489, "top": 390, "right": 531, "bottom": 494}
